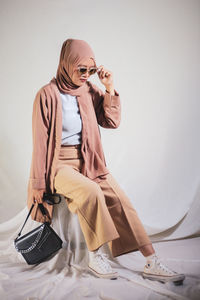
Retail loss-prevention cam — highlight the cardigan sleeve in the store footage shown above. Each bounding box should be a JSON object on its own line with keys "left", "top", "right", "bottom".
{"left": 29, "top": 88, "right": 49, "bottom": 190}
{"left": 89, "top": 82, "right": 121, "bottom": 128}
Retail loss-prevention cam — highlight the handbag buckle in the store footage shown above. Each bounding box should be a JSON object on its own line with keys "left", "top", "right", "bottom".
{"left": 43, "top": 193, "right": 62, "bottom": 205}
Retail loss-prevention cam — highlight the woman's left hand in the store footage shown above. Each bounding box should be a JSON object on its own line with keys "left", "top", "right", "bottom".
{"left": 97, "top": 65, "right": 114, "bottom": 88}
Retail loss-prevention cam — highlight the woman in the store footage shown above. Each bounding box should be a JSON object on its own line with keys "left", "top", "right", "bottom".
{"left": 27, "top": 38, "right": 185, "bottom": 283}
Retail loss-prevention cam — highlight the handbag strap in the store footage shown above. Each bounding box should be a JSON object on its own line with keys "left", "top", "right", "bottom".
{"left": 15, "top": 203, "right": 48, "bottom": 241}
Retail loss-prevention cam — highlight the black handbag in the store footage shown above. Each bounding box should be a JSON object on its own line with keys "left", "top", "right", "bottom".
{"left": 14, "top": 194, "right": 63, "bottom": 265}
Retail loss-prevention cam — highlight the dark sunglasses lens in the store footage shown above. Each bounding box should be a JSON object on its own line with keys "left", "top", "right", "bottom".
{"left": 89, "top": 68, "right": 97, "bottom": 75}
{"left": 79, "top": 68, "right": 87, "bottom": 74}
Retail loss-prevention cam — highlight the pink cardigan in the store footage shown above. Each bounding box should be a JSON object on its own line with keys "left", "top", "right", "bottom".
{"left": 27, "top": 77, "right": 121, "bottom": 223}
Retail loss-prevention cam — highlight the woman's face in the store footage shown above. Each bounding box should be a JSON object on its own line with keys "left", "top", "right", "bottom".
{"left": 71, "top": 57, "right": 96, "bottom": 86}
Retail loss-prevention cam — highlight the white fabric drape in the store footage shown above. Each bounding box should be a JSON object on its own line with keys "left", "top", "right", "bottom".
{"left": 0, "top": 196, "right": 200, "bottom": 300}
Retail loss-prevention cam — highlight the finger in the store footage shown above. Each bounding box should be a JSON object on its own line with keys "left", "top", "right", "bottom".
{"left": 100, "top": 70, "right": 105, "bottom": 78}
{"left": 34, "top": 197, "right": 39, "bottom": 204}
{"left": 40, "top": 191, "right": 45, "bottom": 198}
{"left": 97, "top": 66, "right": 104, "bottom": 74}
{"left": 97, "top": 69, "right": 103, "bottom": 76}
{"left": 98, "top": 70, "right": 103, "bottom": 78}
{"left": 105, "top": 72, "right": 110, "bottom": 77}
{"left": 38, "top": 197, "right": 43, "bottom": 203}
{"left": 97, "top": 69, "right": 101, "bottom": 76}
{"left": 101, "top": 70, "right": 108, "bottom": 78}
{"left": 35, "top": 195, "right": 42, "bottom": 203}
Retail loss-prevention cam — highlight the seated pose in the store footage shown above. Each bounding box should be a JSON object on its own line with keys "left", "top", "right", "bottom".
{"left": 27, "top": 38, "right": 185, "bottom": 284}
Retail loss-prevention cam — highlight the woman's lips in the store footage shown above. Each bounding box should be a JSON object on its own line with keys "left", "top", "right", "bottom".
{"left": 80, "top": 78, "right": 87, "bottom": 82}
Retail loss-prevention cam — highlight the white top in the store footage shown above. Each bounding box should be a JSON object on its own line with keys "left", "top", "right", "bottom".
{"left": 60, "top": 92, "right": 82, "bottom": 145}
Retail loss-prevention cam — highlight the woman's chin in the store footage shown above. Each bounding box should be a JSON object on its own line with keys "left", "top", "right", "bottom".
{"left": 73, "top": 79, "right": 87, "bottom": 87}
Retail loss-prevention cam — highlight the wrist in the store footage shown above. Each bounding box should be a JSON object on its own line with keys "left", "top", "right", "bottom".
{"left": 105, "top": 85, "right": 115, "bottom": 95}
{"left": 105, "top": 84, "right": 114, "bottom": 90}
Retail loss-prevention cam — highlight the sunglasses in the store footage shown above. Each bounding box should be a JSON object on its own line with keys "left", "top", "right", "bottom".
{"left": 77, "top": 66, "right": 99, "bottom": 76}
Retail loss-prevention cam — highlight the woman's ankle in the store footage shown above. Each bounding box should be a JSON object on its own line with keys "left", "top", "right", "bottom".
{"left": 139, "top": 244, "right": 155, "bottom": 257}
{"left": 88, "top": 246, "right": 102, "bottom": 259}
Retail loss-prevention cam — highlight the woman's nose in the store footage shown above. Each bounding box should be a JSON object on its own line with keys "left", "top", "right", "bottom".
{"left": 82, "top": 71, "right": 90, "bottom": 78}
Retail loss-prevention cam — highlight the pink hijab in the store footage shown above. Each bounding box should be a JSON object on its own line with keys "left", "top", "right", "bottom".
{"left": 55, "top": 39, "right": 97, "bottom": 96}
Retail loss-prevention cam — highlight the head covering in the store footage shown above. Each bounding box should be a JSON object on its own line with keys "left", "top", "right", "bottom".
{"left": 55, "top": 39, "right": 97, "bottom": 96}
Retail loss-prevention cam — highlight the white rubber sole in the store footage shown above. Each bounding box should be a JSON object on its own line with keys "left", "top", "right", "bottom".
{"left": 88, "top": 265, "right": 118, "bottom": 280}
{"left": 142, "top": 272, "right": 185, "bottom": 284}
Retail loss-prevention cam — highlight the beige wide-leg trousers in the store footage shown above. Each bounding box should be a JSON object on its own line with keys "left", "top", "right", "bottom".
{"left": 54, "top": 145, "right": 152, "bottom": 257}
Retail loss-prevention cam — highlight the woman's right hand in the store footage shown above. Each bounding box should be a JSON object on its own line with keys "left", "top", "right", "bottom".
{"left": 32, "top": 189, "right": 46, "bottom": 204}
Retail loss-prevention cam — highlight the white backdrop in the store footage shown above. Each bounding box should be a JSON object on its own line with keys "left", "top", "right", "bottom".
{"left": 0, "top": 0, "right": 200, "bottom": 240}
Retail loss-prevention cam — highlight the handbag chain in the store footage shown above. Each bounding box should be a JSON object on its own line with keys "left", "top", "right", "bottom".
{"left": 15, "top": 224, "right": 45, "bottom": 253}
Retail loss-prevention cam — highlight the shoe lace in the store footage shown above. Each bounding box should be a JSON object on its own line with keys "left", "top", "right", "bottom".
{"left": 154, "top": 255, "right": 176, "bottom": 274}
{"left": 95, "top": 253, "right": 113, "bottom": 272}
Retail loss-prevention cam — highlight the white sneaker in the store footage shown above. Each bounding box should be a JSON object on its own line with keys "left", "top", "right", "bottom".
{"left": 88, "top": 249, "right": 118, "bottom": 280}
{"left": 142, "top": 254, "right": 185, "bottom": 285}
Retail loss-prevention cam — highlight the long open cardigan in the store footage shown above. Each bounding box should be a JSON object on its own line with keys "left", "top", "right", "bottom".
{"left": 27, "top": 77, "right": 121, "bottom": 223}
